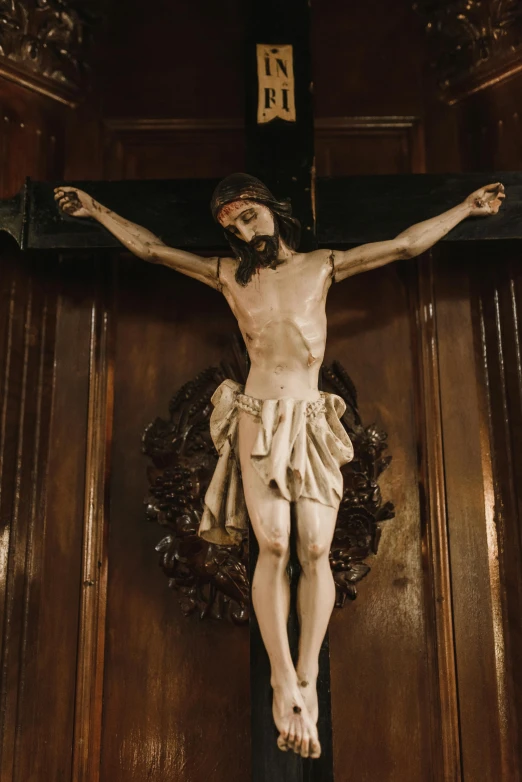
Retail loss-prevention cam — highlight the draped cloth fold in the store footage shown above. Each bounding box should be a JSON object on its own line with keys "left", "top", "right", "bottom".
{"left": 198, "top": 379, "right": 354, "bottom": 546}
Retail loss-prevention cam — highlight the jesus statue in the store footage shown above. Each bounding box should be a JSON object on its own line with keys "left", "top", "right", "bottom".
{"left": 54, "top": 173, "right": 504, "bottom": 760}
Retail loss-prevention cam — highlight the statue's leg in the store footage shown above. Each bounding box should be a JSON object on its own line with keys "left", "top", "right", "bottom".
{"left": 294, "top": 498, "right": 338, "bottom": 725}
{"left": 237, "top": 411, "right": 321, "bottom": 759}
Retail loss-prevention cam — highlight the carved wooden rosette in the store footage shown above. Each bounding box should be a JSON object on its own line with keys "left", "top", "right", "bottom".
{"left": 143, "top": 360, "right": 394, "bottom": 624}
{"left": 0, "top": 0, "right": 99, "bottom": 103}
{"left": 413, "top": 0, "right": 522, "bottom": 101}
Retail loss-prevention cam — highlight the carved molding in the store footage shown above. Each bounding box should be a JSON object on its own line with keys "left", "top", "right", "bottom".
{"left": 102, "top": 118, "right": 246, "bottom": 179}
{"left": 102, "top": 115, "right": 425, "bottom": 178}
{"left": 104, "top": 117, "right": 421, "bottom": 133}
{"left": 0, "top": 0, "right": 99, "bottom": 105}
{"left": 72, "top": 274, "right": 113, "bottom": 781}
{"left": 413, "top": 256, "right": 460, "bottom": 776}
{"left": 143, "top": 353, "right": 394, "bottom": 624}
{"left": 314, "top": 116, "right": 425, "bottom": 174}
{"left": 103, "top": 118, "right": 244, "bottom": 133}
{"left": 414, "top": 0, "right": 522, "bottom": 102}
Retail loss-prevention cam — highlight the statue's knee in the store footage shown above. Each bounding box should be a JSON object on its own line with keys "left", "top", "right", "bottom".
{"left": 301, "top": 540, "right": 329, "bottom": 566}
{"left": 263, "top": 535, "right": 289, "bottom": 560}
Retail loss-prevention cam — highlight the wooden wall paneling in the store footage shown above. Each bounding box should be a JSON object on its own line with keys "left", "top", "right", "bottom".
{"left": 100, "top": 259, "right": 250, "bottom": 782}
{"left": 27, "top": 255, "right": 115, "bottom": 782}
{"left": 319, "top": 118, "right": 430, "bottom": 779}
{"left": 326, "top": 263, "right": 434, "bottom": 781}
{"left": 99, "top": 0, "right": 245, "bottom": 121}
{"left": 0, "top": 65, "right": 81, "bottom": 782}
{"left": 11, "top": 259, "right": 78, "bottom": 782}
{"left": 72, "top": 258, "right": 114, "bottom": 782}
{"left": 64, "top": 106, "right": 104, "bottom": 182}
{"left": 0, "top": 240, "right": 113, "bottom": 782}
{"left": 434, "top": 247, "right": 517, "bottom": 781}
{"left": 102, "top": 119, "right": 246, "bottom": 181}
{"left": 0, "top": 80, "right": 64, "bottom": 198}
{"left": 472, "top": 248, "right": 522, "bottom": 778}
{"left": 99, "top": 116, "right": 425, "bottom": 183}
{"left": 0, "top": 244, "right": 80, "bottom": 782}
{"left": 408, "top": 254, "right": 461, "bottom": 781}
{"left": 420, "top": 68, "right": 463, "bottom": 176}
{"left": 0, "top": 243, "right": 49, "bottom": 781}
{"left": 315, "top": 117, "right": 425, "bottom": 176}
{"left": 311, "top": 0, "right": 424, "bottom": 120}
{"left": 457, "top": 73, "right": 522, "bottom": 171}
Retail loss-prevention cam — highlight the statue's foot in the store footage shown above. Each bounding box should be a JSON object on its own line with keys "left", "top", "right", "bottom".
{"left": 297, "top": 671, "right": 319, "bottom": 725}
{"left": 272, "top": 679, "right": 321, "bottom": 759}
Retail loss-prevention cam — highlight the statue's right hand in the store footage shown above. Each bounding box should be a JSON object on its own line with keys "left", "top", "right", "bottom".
{"left": 54, "top": 186, "right": 94, "bottom": 218}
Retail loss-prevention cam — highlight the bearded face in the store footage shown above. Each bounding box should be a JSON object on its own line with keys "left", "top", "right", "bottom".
{"left": 217, "top": 200, "right": 281, "bottom": 286}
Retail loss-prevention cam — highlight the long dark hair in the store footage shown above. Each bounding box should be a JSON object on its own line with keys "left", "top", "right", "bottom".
{"left": 210, "top": 173, "right": 301, "bottom": 284}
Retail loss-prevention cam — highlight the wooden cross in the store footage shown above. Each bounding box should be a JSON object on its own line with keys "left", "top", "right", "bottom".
{"left": 0, "top": 2, "right": 520, "bottom": 781}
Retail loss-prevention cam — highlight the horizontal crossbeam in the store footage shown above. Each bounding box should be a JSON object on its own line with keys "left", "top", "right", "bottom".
{"left": 2, "top": 173, "right": 521, "bottom": 253}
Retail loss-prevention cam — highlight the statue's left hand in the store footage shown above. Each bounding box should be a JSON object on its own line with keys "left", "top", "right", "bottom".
{"left": 465, "top": 182, "right": 505, "bottom": 217}
{"left": 53, "top": 186, "right": 95, "bottom": 218}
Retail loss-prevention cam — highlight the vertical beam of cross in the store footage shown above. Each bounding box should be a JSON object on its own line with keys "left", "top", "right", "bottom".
{"left": 246, "top": 1, "right": 315, "bottom": 251}
{"left": 246, "top": 3, "right": 335, "bottom": 780}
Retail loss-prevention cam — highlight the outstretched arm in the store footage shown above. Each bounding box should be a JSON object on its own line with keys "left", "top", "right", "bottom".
{"left": 54, "top": 186, "right": 221, "bottom": 290}
{"left": 332, "top": 182, "right": 505, "bottom": 283}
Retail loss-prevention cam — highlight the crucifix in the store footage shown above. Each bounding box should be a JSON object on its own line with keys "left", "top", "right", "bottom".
{"left": 52, "top": 170, "right": 503, "bottom": 764}
{"left": 0, "top": 1, "right": 516, "bottom": 780}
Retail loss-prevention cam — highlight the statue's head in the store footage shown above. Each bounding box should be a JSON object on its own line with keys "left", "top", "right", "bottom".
{"left": 211, "top": 173, "right": 301, "bottom": 285}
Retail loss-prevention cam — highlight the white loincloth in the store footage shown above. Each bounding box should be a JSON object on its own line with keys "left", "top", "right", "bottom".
{"left": 198, "top": 379, "right": 354, "bottom": 546}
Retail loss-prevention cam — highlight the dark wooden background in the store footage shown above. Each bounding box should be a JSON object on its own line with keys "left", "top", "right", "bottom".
{"left": 0, "top": 1, "right": 521, "bottom": 781}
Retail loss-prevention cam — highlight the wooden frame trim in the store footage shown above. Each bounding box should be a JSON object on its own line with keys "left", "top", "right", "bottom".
{"left": 315, "top": 115, "right": 422, "bottom": 130}
{"left": 315, "top": 116, "right": 425, "bottom": 175}
{"left": 411, "top": 254, "right": 461, "bottom": 781}
{"left": 0, "top": 277, "right": 33, "bottom": 780}
{"left": 103, "top": 115, "right": 422, "bottom": 132}
{"left": 103, "top": 118, "right": 244, "bottom": 133}
{"left": 0, "top": 60, "right": 78, "bottom": 108}
{"left": 473, "top": 275, "right": 521, "bottom": 780}
{"left": 444, "top": 58, "right": 522, "bottom": 106}
{"left": 71, "top": 265, "right": 114, "bottom": 782}
{"left": 102, "top": 115, "right": 426, "bottom": 178}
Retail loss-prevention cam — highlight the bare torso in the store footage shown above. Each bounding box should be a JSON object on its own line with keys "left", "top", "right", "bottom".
{"left": 219, "top": 249, "right": 333, "bottom": 400}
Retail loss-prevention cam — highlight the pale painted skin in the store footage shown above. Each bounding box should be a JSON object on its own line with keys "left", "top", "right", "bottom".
{"left": 218, "top": 204, "right": 330, "bottom": 401}
{"left": 54, "top": 181, "right": 505, "bottom": 759}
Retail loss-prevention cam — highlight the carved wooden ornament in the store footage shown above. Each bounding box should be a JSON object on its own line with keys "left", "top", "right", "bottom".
{"left": 414, "top": 0, "right": 522, "bottom": 101}
{"left": 0, "top": 0, "right": 98, "bottom": 101}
